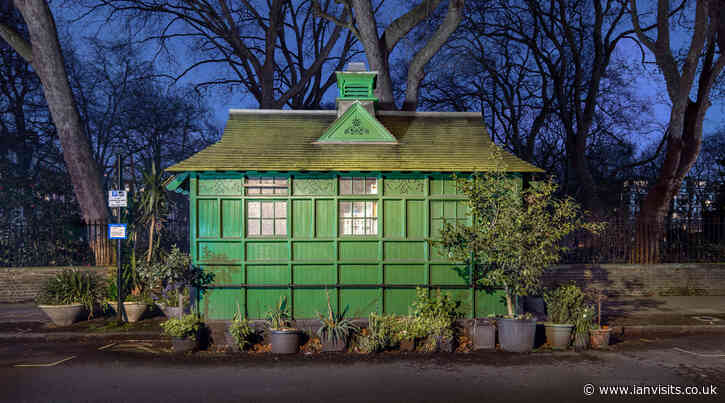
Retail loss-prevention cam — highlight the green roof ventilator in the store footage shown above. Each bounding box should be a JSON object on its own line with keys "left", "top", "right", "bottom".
{"left": 336, "top": 62, "right": 377, "bottom": 101}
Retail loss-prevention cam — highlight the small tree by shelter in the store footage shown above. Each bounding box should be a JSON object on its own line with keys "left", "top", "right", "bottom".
{"left": 438, "top": 159, "right": 602, "bottom": 317}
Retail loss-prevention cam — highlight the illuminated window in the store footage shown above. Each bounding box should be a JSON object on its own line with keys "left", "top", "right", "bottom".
{"left": 247, "top": 201, "right": 287, "bottom": 236}
{"left": 245, "top": 176, "right": 288, "bottom": 195}
{"left": 339, "top": 176, "right": 377, "bottom": 195}
{"left": 339, "top": 201, "right": 377, "bottom": 235}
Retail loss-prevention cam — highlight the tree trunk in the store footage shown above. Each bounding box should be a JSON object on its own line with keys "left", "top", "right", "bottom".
{"left": 147, "top": 215, "right": 155, "bottom": 263}
{"left": 9, "top": 0, "right": 110, "bottom": 263}
{"left": 504, "top": 285, "right": 514, "bottom": 317}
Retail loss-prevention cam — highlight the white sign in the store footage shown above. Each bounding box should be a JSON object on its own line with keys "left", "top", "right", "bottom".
{"left": 108, "top": 190, "right": 127, "bottom": 208}
{"left": 108, "top": 224, "right": 127, "bottom": 239}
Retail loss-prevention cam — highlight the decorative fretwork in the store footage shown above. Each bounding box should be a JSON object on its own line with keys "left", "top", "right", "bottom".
{"left": 198, "top": 179, "right": 242, "bottom": 195}
{"left": 344, "top": 118, "right": 370, "bottom": 136}
{"left": 384, "top": 179, "right": 425, "bottom": 195}
{"left": 293, "top": 178, "right": 335, "bottom": 195}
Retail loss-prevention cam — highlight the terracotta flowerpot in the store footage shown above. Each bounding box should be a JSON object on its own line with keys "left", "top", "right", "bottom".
{"left": 589, "top": 328, "right": 611, "bottom": 349}
{"left": 37, "top": 303, "right": 83, "bottom": 327}
{"left": 544, "top": 323, "right": 574, "bottom": 349}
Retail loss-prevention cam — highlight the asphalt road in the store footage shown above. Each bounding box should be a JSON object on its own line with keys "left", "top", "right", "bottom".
{"left": 1, "top": 335, "right": 723, "bottom": 403}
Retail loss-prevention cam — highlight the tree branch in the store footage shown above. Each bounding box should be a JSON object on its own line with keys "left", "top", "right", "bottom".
{"left": 0, "top": 20, "right": 33, "bottom": 65}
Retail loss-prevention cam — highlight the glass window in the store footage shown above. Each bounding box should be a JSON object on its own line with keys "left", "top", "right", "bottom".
{"left": 247, "top": 201, "right": 287, "bottom": 236}
{"left": 339, "top": 201, "right": 378, "bottom": 236}
{"left": 246, "top": 176, "right": 288, "bottom": 195}
{"left": 340, "top": 176, "right": 377, "bottom": 195}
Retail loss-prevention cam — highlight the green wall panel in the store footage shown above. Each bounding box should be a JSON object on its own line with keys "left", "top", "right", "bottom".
{"left": 292, "top": 241, "right": 334, "bottom": 261}
{"left": 293, "top": 265, "right": 336, "bottom": 284}
{"left": 197, "top": 242, "right": 242, "bottom": 263}
{"left": 384, "top": 264, "right": 425, "bottom": 284}
{"left": 246, "top": 265, "right": 289, "bottom": 284}
{"left": 246, "top": 289, "right": 291, "bottom": 319}
{"left": 384, "top": 178, "right": 425, "bottom": 196}
{"left": 198, "top": 178, "right": 242, "bottom": 196}
{"left": 476, "top": 289, "right": 508, "bottom": 316}
{"left": 434, "top": 288, "right": 473, "bottom": 317}
{"left": 341, "top": 289, "right": 379, "bottom": 317}
{"left": 429, "top": 177, "right": 458, "bottom": 195}
{"left": 339, "top": 241, "right": 378, "bottom": 260}
{"left": 430, "top": 264, "right": 468, "bottom": 285}
{"left": 205, "top": 265, "right": 243, "bottom": 285}
{"left": 197, "top": 199, "right": 219, "bottom": 238}
{"left": 221, "top": 199, "right": 242, "bottom": 238}
{"left": 246, "top": 241, "right": 289, "bottom": 261}
{"left": 339, "top": 264, "right": 379, "bottom": 284}
{"left": 293, "top": 289, "right": 337, "bottom": 319}
{"left": 315, "top": 199, "right": 335, "bottom": 237}
{"left": 293, "top": 178, "right": 336, "bottom": 196}
{"left": 384, "top": 289, "right": 416, "bottom": 315}
{"left": 201, "top": 289, "right": 242, "bottom": 320}
{"left": 292, "top": 199, "right": 313, "bottom": 238}
{"left": 384, "top": 241, "right": 424, "bottom": 261}
{"left": 383, "top": 200, "right": 403, "bottom": 237}
{"left": 406, "top": 200, "right": 425, "bottom": 238}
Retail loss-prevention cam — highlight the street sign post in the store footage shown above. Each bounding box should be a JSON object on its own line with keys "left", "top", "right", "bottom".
{"left": 108, "top": 224, "right": 127, "bottom": 239}
{"left": 108, "top": 190, "right": 128, "bottom": 208}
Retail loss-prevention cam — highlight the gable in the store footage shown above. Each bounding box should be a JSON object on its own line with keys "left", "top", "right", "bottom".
{"left": 315, "top": 102, "right": 397, "bottom": 144}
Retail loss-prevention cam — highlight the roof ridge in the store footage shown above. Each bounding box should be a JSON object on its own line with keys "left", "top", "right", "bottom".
{"left": 228, "top": 109, "right": 483, "bottom": 118}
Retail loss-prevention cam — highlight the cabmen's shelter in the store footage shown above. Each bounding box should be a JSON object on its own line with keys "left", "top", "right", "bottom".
{"left": 166, "top": 63, "right": 542, "bottom": 320}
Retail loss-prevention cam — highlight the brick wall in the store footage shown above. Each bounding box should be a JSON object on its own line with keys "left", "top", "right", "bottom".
{"left": 0, "top": 266, "right": 112, "bottom": 303}
{"left": 542, "top": 264, "right": 725, "bottom": 296}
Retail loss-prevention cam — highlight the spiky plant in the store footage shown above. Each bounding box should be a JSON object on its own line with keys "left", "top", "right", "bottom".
{"left": 316, "top": 290, "right": 358, "bottom": 344}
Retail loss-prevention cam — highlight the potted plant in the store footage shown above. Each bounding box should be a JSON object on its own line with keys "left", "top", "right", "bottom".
{"left": 573, "top": 305, "right": 595, "bottom": 350}
{"left": 228, "top": 309, "right": 256, "bottom": 352}
{"left": 266, "top": 296, "right": 299, "bottom": 354}
{"left": 36, "top": 269, "right": 105, "bottom": 326}
{"left": 106, "top": 265, "right": 151, "bottom": 323}
{"left": 543, "top": 283, "right": 586, "bottom": 349}
{"left": 437, "top": 166, "right": 603, "bottom": 353}
{"left": 160, "top": 313, "right": 202, "bottom": 353}
{"left": 395, "top": 316, "right": 418, "bottom": 352}
{"left": 589, "top": 291, "right": 611, "bottom": 348}
{"left": 316, "top": 292, "right": 358, "bottom": 352}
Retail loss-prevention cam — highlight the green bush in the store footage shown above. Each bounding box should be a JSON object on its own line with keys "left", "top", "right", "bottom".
{"left": 36, "top": 269, "right": 105, "bottom": 317}
{"left": 266, "top": 296, "right": 292, "bottom": 330}
{"left": 544, "top": 283, "right": 586, "bottom": 324}
{"left": 229, "top": 317, "right": 255, "bottom": 349}
{"left": 316, "top": 292, "right": 358, "bottom": 344}
{"left": 160, "top": 314, "right": 202, "bottom": 340}
{"left": 359, "top": 313, "right": 398, "bottom": 353}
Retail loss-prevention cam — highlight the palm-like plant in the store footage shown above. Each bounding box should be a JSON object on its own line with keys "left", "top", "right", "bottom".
{"left": 317, "top": 290, "right": 358, "bottom": 344}
{"left": 137, "top": 160, "right": 168, "bottom": 263}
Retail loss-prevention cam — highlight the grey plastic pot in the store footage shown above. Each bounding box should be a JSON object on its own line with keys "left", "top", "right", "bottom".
{"left": 497, "top": 318, "right": 537, "bottom": 353}
{"left": 473, "top": 319, "right": 496, "bottom": 350}
{"left": 269, "top": 329, "right": 300, "bottom": 354}
{"left": 37, "top": 303, "right": 83, "bottom": 327}
{"left": 321, "top": 337, "right": 347, "bottom": 352}
{"left": 544, "top": 323, "right": 574, "bottom": 349}
{"left": 122, "top": 302, "right": 147, "bottom": 323}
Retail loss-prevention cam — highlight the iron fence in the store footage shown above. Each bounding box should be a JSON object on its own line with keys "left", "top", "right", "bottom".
{"left": 559, "top": 217, "right": 725, "bottom": 264}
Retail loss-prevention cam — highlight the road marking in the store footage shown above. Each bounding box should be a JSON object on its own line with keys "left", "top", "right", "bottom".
{"left": 98, "top": 343, "right": 116, "bottom": 350}
{"left": 14, "top": 356, "right": 76, "bottom": 367}
{"left": 673, "top": 347, "right": 725, "bottom": 358}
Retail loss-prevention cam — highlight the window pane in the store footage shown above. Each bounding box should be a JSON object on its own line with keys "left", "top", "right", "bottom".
{"left": 366, "top": 178, "right": 377, "bottom": 194}
{"left": 365, "top": 201, "right": 374, "bottom": 217}
{"left": 274, "top": 187, "right": 288, "bottom": 195}
{"left": 340, "top": 178, "right": 352, "bottom": 195}
{"left": 261, "top": 177, "right": 274, "bottom": 186}
{"left": 275, "top": 177, "right": 288, "bottom": 186}
{"left": 248, "top": 202, "right": 261, "bottom": 218}
{"left": 353, "top": 202, "right": 365, "bottom": 217}
{"left": 247, "top": 187, "right": 261, "bottom": 195}
{"left": 261, "top": 219, "right": 274, "bottom": 235}
{"left": 275, "top": 219, "right": 287, "bottom": 235}
{"left": 353, "top": 219, "right": 365, "bottom": 235}
{"left": 262, "top": 202, "right": 274, "bottom": 218}
{"left": 246, "top": 178, "right": 260, "bottom": 185}
{"left": 261, "top": 186, "right": 274, "bottom": 195}
{"left": 366, "top": 218, "right": 378, "bottom": 235}
{"left": 341, "top": 218, "right": 353, "bottom": 235}
{"left": 352, "top": 177, "right": 364, "bottom": 194}
{"left": 275, "top": 201, "right": 287, "bottom": 217}
{"left": 247, "top": 219, "right": 260, "bottom": 236}
{"left": 340, "top": 202, "right": 352, "bottom": 217}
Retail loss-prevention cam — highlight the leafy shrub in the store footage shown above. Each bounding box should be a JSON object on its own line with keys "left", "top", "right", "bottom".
{"left": 229, "top": 316, "right": 255, "bottom": 349}
{"left": 544, "top": 283, "right": 586, "bottom": 324}
{"left": 316, "top": 292, "right": 358, "bottom": 343}
{"left": 358, "top": 313, "right": 398, "bottom": 353}
{"left": 137, "top": 246, "right": 213, "bottom": 306}
{"left": 36, "top": 269, "right": 105, "bottom": 317}
{"left": 160, "top": 314, "right": 202, "bottom": 340}
{"left": 411, "top": 287, "right": 461, "bottom": 321}
{"left": 573, "top": 305, "right": 595, "bottom": 337}
{"left": 266, "top": 296, "right": 292, "bottom": 330}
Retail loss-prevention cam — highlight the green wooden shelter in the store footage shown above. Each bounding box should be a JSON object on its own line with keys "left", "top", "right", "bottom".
{"left": 166, "top": 64, "right": 542, "bottom": 320}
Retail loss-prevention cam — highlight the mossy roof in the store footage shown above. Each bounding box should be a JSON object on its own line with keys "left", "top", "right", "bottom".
{"left": 166, "top": 109, "right": 543, "bottom": 173}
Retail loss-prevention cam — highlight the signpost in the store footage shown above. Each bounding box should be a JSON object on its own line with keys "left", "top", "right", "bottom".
{"left": 110, "top": 155, "right": 125, "bottom": 323}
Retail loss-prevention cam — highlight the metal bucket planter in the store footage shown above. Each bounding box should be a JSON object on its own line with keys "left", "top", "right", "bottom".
{"left": 544, "top": 323, "right": 574, "bottom": 349}
{"left": 589, "top": 328, "right": 611, "bottom": 349}
{"left": 497, "top": 318, "right": 537, "bottom": 353}
{"left": 473, "top": 319, "right": 496, "bottom": 350}
{"left": 269, "top": 329, "right": 300, "bottom": 354}
{"left": 123, "top": 302, "right": 148, "bottom": 323}
{"left": 172, "top": 336, "right": 197, "bottom": 353}
{"left": 321, "top": 337, "right": 347, "bottom": 353}
{"left": 37, "top": 303, "right": 83, "bottom": 327}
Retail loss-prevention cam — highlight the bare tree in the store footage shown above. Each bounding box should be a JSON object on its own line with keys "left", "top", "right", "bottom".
{"left": 629, "top": 0, "right": 725, "bottom": 263}
{"left": 0, "top": 0, "right": 110, "bottom": 262}
{"left": 88, "top": 0, "right": 358, "bottom": 109}
{"left": 314, "top": 0, "right": 465, "bottom": 110}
